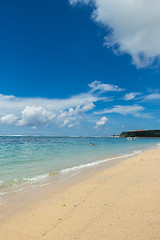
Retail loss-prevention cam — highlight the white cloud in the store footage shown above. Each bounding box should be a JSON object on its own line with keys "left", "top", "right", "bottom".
{"left": 57, "top": 102, "right": 95, "bottom": 127}
{"left": 94, "top": 105, "right": 144, "bottom": 116}
{"left": 60, "top": 118, "right": 71, "bottom": 127}
{"left": 1, "top": 114, "right": 18, "bottom": 125}
{"left": 89, "top": 81, "right": 124, "bottom": 93}
{"left": 68, "top": 122, "right": 80, "bottom": 128}
{"left": 68, "top": 124, "right": 75, "bottom": 128}
{"left": 123, "top": 92, "right": 141, "bottom": 100}
{"left": 0, "top": 81, "right": 118, "bottom": 125}
{"left": 70, "top": 0, "right": 90, "bottom": 3}
{"left": 18, "top": 106, "right": 56, "bottom": 127}
{"left": 95, "top": 116, "right": 108, "bottom": 128}
{"left": 0, "top": 81, "right": 149, "bottom": 129}
{"left": 0, "top": 87, "right": 99, "bottom": 128}
{"left": 81, "top": 102, "right": 95, "bottom": 111}
{"left": 0, "top": 94, "right": 15, "bottom": 100}
{"left": 0, "top": 93, "right": 99, "bottom": 115}
{"left": 143, "top": 93, "right": 160, "bottom": 101}
{"left": 70, "top": 0, "right": 160, "bottom": 68}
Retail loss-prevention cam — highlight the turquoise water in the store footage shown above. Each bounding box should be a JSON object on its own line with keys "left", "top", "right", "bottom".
{"left": 0, "top": 136, "right": 160, "bottom": 193}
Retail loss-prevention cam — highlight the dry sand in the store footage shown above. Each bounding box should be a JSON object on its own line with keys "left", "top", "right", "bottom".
{"left": 1, "top": 147, "right": 160, "bottom": 240}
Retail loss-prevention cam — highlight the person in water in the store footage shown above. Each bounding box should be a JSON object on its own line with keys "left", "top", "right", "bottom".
{"left": 90, "top": 143, "right": 94, "bottom": 145}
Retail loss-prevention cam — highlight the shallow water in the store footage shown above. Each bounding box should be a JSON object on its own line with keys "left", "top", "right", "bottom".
{"left": 0, "top": 136, "right": 159, "bottom": 194}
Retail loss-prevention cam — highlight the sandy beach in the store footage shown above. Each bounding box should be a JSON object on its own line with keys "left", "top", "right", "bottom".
{"left": 1, "top": 147, "right": 160, "bottom": 240}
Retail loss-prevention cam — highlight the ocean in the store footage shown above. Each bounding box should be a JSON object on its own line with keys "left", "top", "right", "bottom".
{"left": 0, "top": 136, "right": 160, "bottom": 198}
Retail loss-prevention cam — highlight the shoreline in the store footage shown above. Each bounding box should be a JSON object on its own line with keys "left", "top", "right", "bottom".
{"left": 1, "top": 146, "right": 160, "bottom": 239}
{"left": 0, "top": 142, "right": 157, "bottom": 216}
{"left": 1, "top": 140, "right": 158, "bottom": 200}
{"left": 0, "top": 151, "right": 136, "bottom": 221}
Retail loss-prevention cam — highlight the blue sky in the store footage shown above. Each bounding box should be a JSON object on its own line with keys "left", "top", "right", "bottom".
{"left": 0, "top": 0, "right": 160, "bottom": 136}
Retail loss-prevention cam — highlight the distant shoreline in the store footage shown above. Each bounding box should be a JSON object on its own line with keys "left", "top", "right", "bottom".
{"left": 136, "top": 137, "right": 160, "bottom": 138}
{"left": 120, "top": 129, "right": 160, "bottom": 138}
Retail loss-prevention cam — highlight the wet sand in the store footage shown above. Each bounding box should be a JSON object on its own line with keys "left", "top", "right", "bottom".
{"left": 1, "top": 147, "right": 160, "bottom": 240}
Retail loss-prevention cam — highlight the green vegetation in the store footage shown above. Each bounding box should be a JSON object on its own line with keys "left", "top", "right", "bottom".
{"left": 120, "top": 130, "right": 160, "bottom": 138}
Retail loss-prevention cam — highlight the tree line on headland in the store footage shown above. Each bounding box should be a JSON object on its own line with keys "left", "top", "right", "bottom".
{"left": 120, "top": 130, "right": 160, "bottom": 138}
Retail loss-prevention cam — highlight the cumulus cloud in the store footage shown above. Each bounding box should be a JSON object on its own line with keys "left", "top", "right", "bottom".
{"left": 17, "top": 106, "right": 56, "bottom": 127}
{"left": 94, "top": 105, "right": 144, "bottom": 116}
{"left": 70, "top": 0, "right": 160, "bottom": 68}
{"left": 89, "top": 81, "right": 124, "bottom": 93}
{"left": 57, "top": 103, "right": 95, "bottom": 127}
{"left": 0, "top": 94, "right": 15, "bottom": 100}
{"left": 0, "top": 83, "right": 102, "bottom": 128}
{"left": 0, "top": 85, "right": 100, "bottom": 128}
{"left": 0, "top": 93, "right": 99, "bottom": 115}
{"left": 0, "top": 81, "right": 148, "bottom": 129}
{"left": 1, "top": 114, "right": 18, "bottom": 125}
{"left": 95, "top": 116, "right": 108, "bottom": 128}
{"left": 123, "top": 92, "right": 141, "bottom": 100}
{"left": 81, "top": 102, "right": 95, "bottom": 111}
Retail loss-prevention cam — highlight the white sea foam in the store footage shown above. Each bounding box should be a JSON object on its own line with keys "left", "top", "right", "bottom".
{"left": 0, "top": 192, "right": 8, "bottom": 195}
{"left": 0, "top": 180, "right": 4, "bottom": 185}
{"left": 132, "top": 150, "right": 142, "bottom": 155}
{"left": 0, "top": 174, "right": 51, "bottom": 192}
{"left": 0, "top": 175, "right": 50, "bottom": 196}
{"left": 60, "top": 152, "right": 138, "bottom": 174}
{"left": 22, "top": 174, "right": 49, "bottom": 183}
